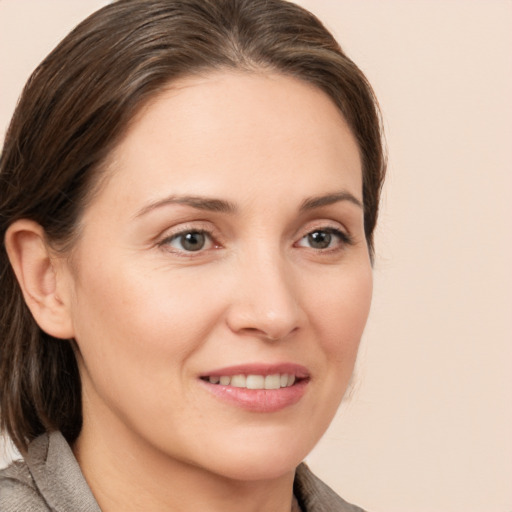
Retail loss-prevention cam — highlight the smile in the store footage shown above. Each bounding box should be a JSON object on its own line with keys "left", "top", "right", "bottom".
{"left": 203, "top": 373, "right": 296, "bottom": 389}
{"left": 199, "top": 364, "right": 309, "bottom": 412}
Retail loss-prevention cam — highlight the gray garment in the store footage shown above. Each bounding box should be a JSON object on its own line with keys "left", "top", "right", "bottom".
{"left": 0, "top": 432, "right": 100, "bottom": 512}
{"left": 0, "top": 431, "right": 366, "bottom": 512}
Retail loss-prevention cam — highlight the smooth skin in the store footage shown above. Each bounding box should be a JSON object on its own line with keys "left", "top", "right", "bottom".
{"left": 6, "top": 71, "right": 373, "bottom": 512}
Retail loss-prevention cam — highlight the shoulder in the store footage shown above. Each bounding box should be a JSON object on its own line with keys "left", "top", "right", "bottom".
{"left": 294, "top": 463, "right": 367, "bottom": 512}
{"left": 0, "top": 459, "right": 50, "bottom": 511}
{"left": 0, "top": 431, "right": 100, "bottom": 512}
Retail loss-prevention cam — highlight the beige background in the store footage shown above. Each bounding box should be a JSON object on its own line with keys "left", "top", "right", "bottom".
{"left": 1, "top": 1, "right": 511, "bottom": 511}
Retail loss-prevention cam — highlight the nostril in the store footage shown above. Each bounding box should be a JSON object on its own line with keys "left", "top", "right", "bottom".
{"left": 238, "top": 326, "right": 296, "bottom": 342}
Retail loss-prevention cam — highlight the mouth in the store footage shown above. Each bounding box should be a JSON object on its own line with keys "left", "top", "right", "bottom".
{"left": 200, "top": 373, "right": 298, "bottom": 389}
{"left": 199, "top": 364, "right": 310, "bottom": 412}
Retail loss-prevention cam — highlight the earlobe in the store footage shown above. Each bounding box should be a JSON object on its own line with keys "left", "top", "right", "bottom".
{"left": 5, "top": 219, "right": 75, "bottom": 340}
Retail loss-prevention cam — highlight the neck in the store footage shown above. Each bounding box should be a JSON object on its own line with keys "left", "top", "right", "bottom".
{"left": 73, "top": 414, "right": 297, "bottom": 512}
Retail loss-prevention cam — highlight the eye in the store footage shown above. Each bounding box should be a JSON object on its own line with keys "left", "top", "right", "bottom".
{"left": 164, "top": 230, "right": 214, "bottom": 252}
{"left": 297, "top": 228, "right": 350, "bottom": 250}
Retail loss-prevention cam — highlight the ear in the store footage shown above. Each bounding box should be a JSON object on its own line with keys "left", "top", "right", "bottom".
{"left": 5, "top": 219, "right": 75, "bottom": 339}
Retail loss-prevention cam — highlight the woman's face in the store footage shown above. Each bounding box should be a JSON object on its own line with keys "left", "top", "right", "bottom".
{"left": 62, "top": 71, "right": 372, "bottom": 481}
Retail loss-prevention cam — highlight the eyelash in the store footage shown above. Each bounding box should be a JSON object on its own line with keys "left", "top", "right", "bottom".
{"left": 296, "top": 227, "right": 353, "bottom": 252}
{"left": 158, "top": 227, "right": 219, "bottom": 256}
{"left": 158, "top": 225, "right": 353, "bottom": 256}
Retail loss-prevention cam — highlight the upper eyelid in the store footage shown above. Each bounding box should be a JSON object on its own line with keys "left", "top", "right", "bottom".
{"left": 166, "top": 228, "right": 212, "bottom": 241}
{"left": 158, "top": 221, "right": 218, "bottom": 239}
{"left": 155, "top": 227, "right": 218, "bottom": 254}
{"left": 157, "top": 228, "right": 218, "bottom": 256}
{"left": 296, "top": 219, "right": 351, "bottom": 239}
{"left": 297, "top": 226, "right": 353, "bottom": 246}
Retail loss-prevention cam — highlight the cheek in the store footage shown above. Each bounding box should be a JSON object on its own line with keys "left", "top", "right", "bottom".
{"left": 68, "top": 258, "right": 220, "bottom": 397}
{"left": 309, "top": 262, "right": 373, "bottom": 360}
{"left": 74, "top": 253, "right": 202, "bottom": 333}
{"left": 292, "top": 262, "right": 372, "bottom": 449}
{"left": 69, "top": 264, "right": 224, "bottom": 443}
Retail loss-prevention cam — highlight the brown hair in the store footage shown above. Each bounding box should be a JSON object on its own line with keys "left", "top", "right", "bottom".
{"left": 0, "top": 0, "right": 385, "bottom": 453}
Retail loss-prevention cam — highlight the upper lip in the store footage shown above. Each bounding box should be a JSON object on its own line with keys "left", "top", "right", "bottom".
{"left": 200, "top": 363, "right": 310, "bottom": 379}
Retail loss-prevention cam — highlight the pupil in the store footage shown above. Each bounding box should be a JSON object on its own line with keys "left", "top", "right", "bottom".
{"left": 308, "top": 231, "right": 331, "bottom": 249}
{"left": 182, "top": 232, "right": 205, "bottom": 251}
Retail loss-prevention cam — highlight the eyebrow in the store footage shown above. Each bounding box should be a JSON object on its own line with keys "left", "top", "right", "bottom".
{"left": 135, "top": 195, "right": 238, "bottom": 218}
{"left": 299, "top": 191, "right": 363, "bottom": 212}
{"left": 135, "top": 190, "right": 362, "bottom": 218}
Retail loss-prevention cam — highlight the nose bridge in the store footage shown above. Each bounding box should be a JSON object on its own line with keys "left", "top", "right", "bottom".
{"left": 227, "top": 241, "right": 302, "bottom": 340}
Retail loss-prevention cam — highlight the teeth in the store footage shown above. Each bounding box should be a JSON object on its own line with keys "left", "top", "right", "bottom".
{"left": 246, "top": 375, "right": 265, "bottom": 389}
{"left": 207, "top": 373, "right": 297, "bottom": 390}
{"left": 265, "top": 374, "right": 281, "bottom": 390}
{"left": 230, "top": 375, "right": 246, "bottom": 388}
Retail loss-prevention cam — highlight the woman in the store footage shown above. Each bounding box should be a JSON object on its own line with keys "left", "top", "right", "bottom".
{"left": 0, "top": 0, "right": 385, "bottom": 510}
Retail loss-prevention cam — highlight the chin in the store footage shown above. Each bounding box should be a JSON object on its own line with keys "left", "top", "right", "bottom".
{"left": 207, "top": 452, "right": 304, "bottom": 482}
{"left": 192, "top": 426, "right": 320, "bottom": 482}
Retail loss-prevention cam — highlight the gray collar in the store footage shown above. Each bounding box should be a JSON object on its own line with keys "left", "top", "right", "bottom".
{"left": 25, "top": 431, "right": 101, "bottom": 512}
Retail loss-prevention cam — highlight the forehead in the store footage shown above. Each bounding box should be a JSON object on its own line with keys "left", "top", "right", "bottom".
{"left": 93, "top": 71, "right": 362, "bottom": 215}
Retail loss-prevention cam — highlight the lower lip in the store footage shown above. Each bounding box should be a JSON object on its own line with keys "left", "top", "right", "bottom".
{"left": 200, "top": 379, "right": 308, "bottom": 413}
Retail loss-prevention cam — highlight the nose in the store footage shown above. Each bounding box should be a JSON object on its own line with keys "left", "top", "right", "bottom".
{"left": 225, "top": 250, "right": 304, "bottom": 341}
